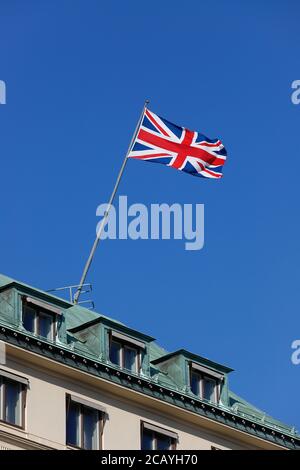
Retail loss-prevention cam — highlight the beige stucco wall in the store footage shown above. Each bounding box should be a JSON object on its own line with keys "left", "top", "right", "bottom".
{"left": 0, "top": 345, "right": 284, "bottom": 450}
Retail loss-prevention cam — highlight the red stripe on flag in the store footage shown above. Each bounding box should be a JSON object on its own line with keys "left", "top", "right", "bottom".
{"left": 197, "top": 140, "right": 221, "bottom": 148}
{"left": 138, "top": 128, "right": 225, "bottom": 167}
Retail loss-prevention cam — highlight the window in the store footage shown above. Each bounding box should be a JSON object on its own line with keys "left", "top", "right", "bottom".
{"left": 110, "top": 339, "right": 139, "bottom": 373}
{"left": 66, "top": 396, "right": 104, "bottom": 450}
{"left": 22, "top": 299, "right": 56, "bottom": 341}
{"left": 110, "top": 340, "right": 121, "bottom": 366}
{"left": 203, "top": 377, "right": 217, "bottom": 402}
{"left": 0, "top": 372, "right": 27, "bottom": 428}
{"left": 124, "top": 345, "right": 137, "bottom": 372}
{"left": 141, "top": 422, "right": 177, "bottom": 450}
{"left": 109, "top": 335, "right": 142, "bottom": 374}
{"left": 190, "top": 370, "right": 219, "bottom": 404}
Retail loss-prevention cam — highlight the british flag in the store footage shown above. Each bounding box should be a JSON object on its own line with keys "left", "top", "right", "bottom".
{"left": 128, "top": 108, "right": 227, "bottom": 179}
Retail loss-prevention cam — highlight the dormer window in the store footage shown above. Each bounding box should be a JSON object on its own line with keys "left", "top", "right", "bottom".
{"left": 22, "top": 297, "right": 61, "bottom": 341}
{"left": 110, "top": 340, "right": 138, "bottom": 372}
{"left": 141, "top": 422, "right": 178, "bottom": 450}
{"left": 109, "top": 331, "right": 145, "bottom": 374}
{"left": 190, "top": 363, "right": 223, "bottom": 404}
{"left": 191, "top": 371, "right": 218, "bottom": 403}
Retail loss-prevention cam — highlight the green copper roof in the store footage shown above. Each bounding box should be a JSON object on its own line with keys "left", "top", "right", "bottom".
{"left": 0, "top": 273, "right": 122, "bottom": 327}
{"left": 0, "top": 273, "right": 72, "bottom": 308}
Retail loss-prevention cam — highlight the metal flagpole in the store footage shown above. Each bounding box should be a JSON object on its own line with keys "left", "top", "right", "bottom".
{"left": 73, "top": 99, "right": 149, "bottom": 304}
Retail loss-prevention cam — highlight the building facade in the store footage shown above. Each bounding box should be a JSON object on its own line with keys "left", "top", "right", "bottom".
{"left": 0, "top": 273, "right": 298, "bottom": 450}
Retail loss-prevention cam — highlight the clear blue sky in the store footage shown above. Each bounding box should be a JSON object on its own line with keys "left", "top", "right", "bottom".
{"left": 1, "top": 0, "right": 299, "bottom": 429}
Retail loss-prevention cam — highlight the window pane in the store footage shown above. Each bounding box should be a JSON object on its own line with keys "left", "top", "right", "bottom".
{"left": 141, "top": 429, "right": 153, "bottom": 450}
{"left": 156, "top": 433, "right": 172, "bottom": 450}
{"left": 66, "top": 402, "right": 80, "bottom": 447}
{"left": 110, "top": 340, "right": 121, "bottom": 366}
{"left": 39, "top": 313, "right": 53, "bottom": 340}
{"left": 203, "top": 378, "right": 216, "bottom": 403}
{"left": 4, "top": 379, "right": 21, "bottom": 426}
{"left": 191, "top": 372, "right": 200, "bottom": 396}
{"left": 83, "top": 407, "right": 99, "bottom": 450}
{"left": 23, "top": 306, "right": 35, "bottom": 333}
{"left": 124, "top": 346, "right": 137, "bottom": 373}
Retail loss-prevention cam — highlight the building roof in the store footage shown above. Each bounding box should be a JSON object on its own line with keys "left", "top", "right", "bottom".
{"left": 0, "top": 272, "right": 299, "bottom": 449}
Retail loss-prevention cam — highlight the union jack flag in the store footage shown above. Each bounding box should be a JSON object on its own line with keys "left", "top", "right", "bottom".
{"left": 128, "top": 109, "right": 227, "bottom": 179}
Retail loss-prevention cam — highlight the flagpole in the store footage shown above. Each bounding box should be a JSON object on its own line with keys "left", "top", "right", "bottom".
{"left": 73, "top": 100, "right": 149, "bottom": 304}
